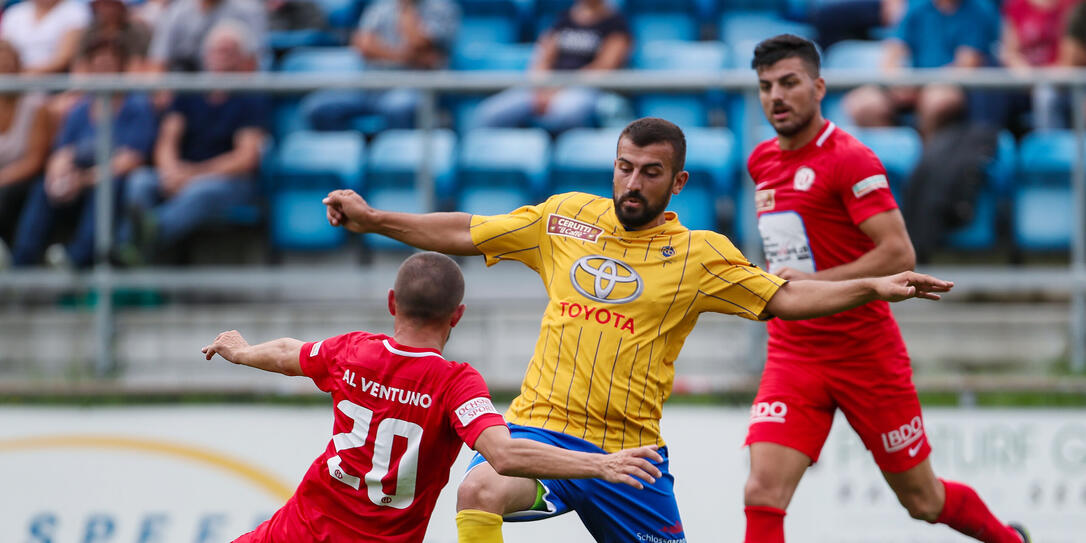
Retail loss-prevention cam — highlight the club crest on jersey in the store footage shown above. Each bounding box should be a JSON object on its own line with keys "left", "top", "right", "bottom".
{"left": 661, "top": 245, "right": 675, "bottom": 258}
{"left": 793, "top": 166, "right": 816, "bottom": 191}
{"left": 755, "top": 189, "right": 775, "bottom": 212}
{"left": 547, "top": 214, "right": 603, "bottom": 243}
{"left": 569, "top": 255, "right": 643, "bottom": 304}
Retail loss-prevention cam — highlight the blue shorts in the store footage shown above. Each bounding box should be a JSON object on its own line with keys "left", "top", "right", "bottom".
{"left": 465, "top": 423, "right": 687, "bottom": 543}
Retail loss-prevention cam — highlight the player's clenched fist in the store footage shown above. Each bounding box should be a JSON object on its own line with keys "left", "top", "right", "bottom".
{"left": 201, "top": 329, "right": 250, "bottom": 363}
{"left": 595, "top": 445, "right": 664, "bottom": 489}
{"left": 323, "top": 189, "right": 375, "bottom": 233}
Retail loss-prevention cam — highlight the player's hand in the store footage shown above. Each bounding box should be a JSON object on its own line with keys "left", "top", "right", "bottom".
{"left": 596, "top": 445, "right": 664, "bottom": 489}
{"left": 874, "top": 271, "right": 954, "bottom": 302}
{"left": 201, "top": 330, "right": 250, "bottom": 363}
{"left": 773, "top": 267, "right": 811, "bottom": 281}
{"left": 323, "top": 189, "right": 374, "bottom": 233}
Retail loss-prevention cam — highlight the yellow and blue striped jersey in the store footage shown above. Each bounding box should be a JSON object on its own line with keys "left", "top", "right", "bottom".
{"left": 470, "top": 192, "right": 784, "bottom": 451}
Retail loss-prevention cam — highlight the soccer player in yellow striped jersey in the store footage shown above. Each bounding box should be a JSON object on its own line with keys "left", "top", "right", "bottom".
{"left": 470, "top": 191, "right": 779, "bottom": 452}
{"left": 322, "top": 117, "right": 954, "bottom": 543}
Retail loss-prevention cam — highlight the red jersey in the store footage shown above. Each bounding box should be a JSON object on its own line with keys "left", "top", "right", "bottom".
{"left": 748, "top": 121, "right": 908, "bottom": 363}
{"left": 268, "top": 332, "right": 506, "bottom": 543}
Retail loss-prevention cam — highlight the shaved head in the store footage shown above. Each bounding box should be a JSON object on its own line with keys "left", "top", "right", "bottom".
{"left": 393, "top": 252, "right": 465, "bottom": 323}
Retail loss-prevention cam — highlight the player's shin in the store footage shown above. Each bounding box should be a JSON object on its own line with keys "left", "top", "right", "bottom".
{"left": 934, "top": 479, "right": 1024, "bottom": 543}
{"left": 456, "top": 509, "right": 503, "bottom": 543}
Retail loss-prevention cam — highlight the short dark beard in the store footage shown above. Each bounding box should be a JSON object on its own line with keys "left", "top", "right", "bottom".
{"left": 773, "top": 105, "right": 817, "bottom": 138}
{"left": 614, "top": 189, "right": 672, "bottom": 230}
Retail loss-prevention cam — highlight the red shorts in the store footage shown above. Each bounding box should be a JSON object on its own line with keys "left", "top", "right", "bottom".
{"left": 743, "top": 353, "right": 930, "bottom": 473}
{"left": 232, "top": 496, "right": 310, "bottom": 543}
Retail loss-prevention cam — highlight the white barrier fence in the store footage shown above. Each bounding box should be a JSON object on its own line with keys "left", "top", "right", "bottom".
{"left": 1, "top": 405, "right": 1082, "bottom": 543}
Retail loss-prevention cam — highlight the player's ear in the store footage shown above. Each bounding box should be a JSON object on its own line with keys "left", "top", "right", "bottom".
{"left": 814, "top": 75, "right": 826, "bottom": 101}
{"left": 387, "top": 289, "right": 397, "bottom": 317}
{"left": 449, "top": 304, "right": 466, "bottom": 328}
{"left": 672, "top": 171, "right": 689, "bottom": 195}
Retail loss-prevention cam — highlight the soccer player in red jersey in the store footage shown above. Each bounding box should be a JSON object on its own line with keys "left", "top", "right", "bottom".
{"left": 201, "top": 251, "right": 665, "bottom": 543}
{"left": 742, "top": 34, "right": 1029, "bottom": 543}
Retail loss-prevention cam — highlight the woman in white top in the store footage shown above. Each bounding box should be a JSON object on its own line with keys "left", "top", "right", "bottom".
{"left": 0, "top": 40, "right": 54, "bottom": 251}
{"left": 0, "top": 0, "right": 90, "bottom": 74}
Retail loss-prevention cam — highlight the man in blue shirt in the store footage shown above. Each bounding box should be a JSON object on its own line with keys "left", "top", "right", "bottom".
{"left": 843, "top": 0, "right": 1000, "bottom": 137}
{"left": 120, "top": 19, "right": 269, "bottom": 262}
{"left": 11, "top": 37, "right": 155, "bottom": 269}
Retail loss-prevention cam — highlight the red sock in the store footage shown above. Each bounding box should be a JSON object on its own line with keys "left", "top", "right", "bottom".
{"left": 744, "top": 505, "right": 786, "bottom": 543}
{"left": 936, "top": 479, "right": 1022, "bottom": 543}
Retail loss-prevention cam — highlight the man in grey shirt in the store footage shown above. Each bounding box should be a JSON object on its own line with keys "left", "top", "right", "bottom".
{"left": 148, "top": 0, "right": 266, "bottom": 72}
{"left": 300, "top": 0, "right": 459, "bottom": 131}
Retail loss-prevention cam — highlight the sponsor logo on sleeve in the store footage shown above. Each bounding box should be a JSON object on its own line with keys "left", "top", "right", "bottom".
{"left": 881, "top": 416, "right": 925, "bottom": 454}
{"left": 755, "top": 189, "right": 775, "bottom": 212}
{"left": 851, "top": 174, "right": 889, "bottom": 198}
{"left": 309, "top": 341, "right": 323, "bottom": 357}
{"left": 455, "top": 397, "right": 500, "bottom": 427}
{"left": 547, "top": 214, "right": 603, "bottom": 243}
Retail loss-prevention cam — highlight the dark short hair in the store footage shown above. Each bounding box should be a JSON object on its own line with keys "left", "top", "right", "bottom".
{"left": 393, "top": 252, "right": 465, "bottom": 323}
{"left": 751, "top": 34, "right": 821, "bottom": 77}
{"left": 618, "top": 117, "right": 687, "bottom": 173}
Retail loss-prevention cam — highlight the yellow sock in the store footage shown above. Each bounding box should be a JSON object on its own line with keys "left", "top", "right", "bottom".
{"left": 456, "top": 509, "right": 503, "bottom": 543}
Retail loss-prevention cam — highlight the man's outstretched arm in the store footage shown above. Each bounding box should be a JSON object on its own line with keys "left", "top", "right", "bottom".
{"left": 201, "top": 330, "right": 304, "bottom": 376}
{"left": 471, "top": 426, "right": 664, "bottom": 489}
{"left": 764, "top": 271, "right": 953, "bottom": 321}
{"left": 323, "top": 189, "right": 481, "bottom": 256}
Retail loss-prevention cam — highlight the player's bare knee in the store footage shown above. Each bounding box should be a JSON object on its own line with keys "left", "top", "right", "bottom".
{"left": 744, "top": 474, "right": 788, "bottom": 509}
{"left": 896, "top": 488, "right": 942, "bottom": 521}
{"left": 456, "top": 472, "right": 501, "bottom": 512}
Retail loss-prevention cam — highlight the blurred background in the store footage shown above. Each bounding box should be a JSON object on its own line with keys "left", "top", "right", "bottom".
{"left": 0, "top": 0, "right": 1083, "bottom": 541}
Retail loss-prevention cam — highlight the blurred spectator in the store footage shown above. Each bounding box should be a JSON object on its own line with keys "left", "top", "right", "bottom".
{"left": 469, "top": 0, "right": 631, "bottom": 134}
{"left": 811, "top": 0, "right": 906, "bottom": 49}
{"left": 118, "top": 21, "right": 269, "bottom": 264}
{"left": 1060, "top": 1, "right": 1086, "bottom": 64}
{"left": 300, "top": 0, "right": 460, "bottom": 131}
{"left": 999, "top": 0, "right": 1080, "bottom": 130}
{"left": 147, "top": 0, "right": 265, "bottom": 72}
{"left": 79, "top": 0, "right": 153, "bottom": 72}
{"left": 0, "top": 41, "right": 52, "bottom": 262}
{"left": 843, "top": 0, "right": 1000, "bottom": 138}
{"left": 0, "top": 0, "right": 90, "bottom": 74}
{"left": 11, "top": 38, "right": 155, "bottom": 269}
{"left": 131, "top": 0, "right": 172, "bottom": 29}
{"left": 268, "top": 0, "right": 326, "bottom": 33}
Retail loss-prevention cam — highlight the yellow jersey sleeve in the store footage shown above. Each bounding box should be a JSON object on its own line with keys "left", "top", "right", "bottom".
{"left": 695, "top": 232, "right": 785, "bottom": 320}
{"left": 470, "top": 202, "right": 547, "bottom": 272}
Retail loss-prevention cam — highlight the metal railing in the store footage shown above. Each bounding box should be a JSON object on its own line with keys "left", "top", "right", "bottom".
{"left": 0, "top": 67, "right": 1084, "bottom": 378}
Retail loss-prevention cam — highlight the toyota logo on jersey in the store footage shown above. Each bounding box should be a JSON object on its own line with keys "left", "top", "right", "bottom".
{"left": 569, "top": 255, "right": 643, "bottom": 304}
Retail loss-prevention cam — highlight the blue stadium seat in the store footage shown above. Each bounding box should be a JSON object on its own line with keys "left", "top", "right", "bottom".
{"left": 453, "top": 14, "right": 519, "bottom": 62}
{"left": 459, "top": 128, "right": 551, "bottom": 215}
{"left": 674, "top": 127, "right": 739, "bottom": 232}
{"left": 1014, "top": 130, "right": 1077, "bottom": 250}
{"left": 277, "top": 47, "right": 366, "bottom": 73}
{"left": 823, "top": 39, "right": 885, "bottom": 71}
{"left": 366, "top": 129, "right": 458, "bottom": 249}
{"left": 268, "top": 29, "right": 336, "bottom": 52}
{"left": 269, "top": 131, "right": 365, "bottom": 250}
{"left": 631, "top": 13, "right": 698, "bottom": 43}
{"left": 720, "top": 11, "right": 816, "bottom": 46}
{"left": 633, "top": 41, "right": 728, "bottom": 129}
{"left": 552, "top": 127, "right": 624, "bottom": 196}
{"left": 452, "top": 42, "right": 535, "bottom": 71}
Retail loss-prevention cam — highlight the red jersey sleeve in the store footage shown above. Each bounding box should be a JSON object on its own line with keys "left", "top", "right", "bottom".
{"left": 444, "top": 365, "right": 506, "bottom": 449}
{"left": 834, "top": 143, "right": 898, "bottom": 226}
{"left": 299, "top": 333, "right": 355, "bottom": 393}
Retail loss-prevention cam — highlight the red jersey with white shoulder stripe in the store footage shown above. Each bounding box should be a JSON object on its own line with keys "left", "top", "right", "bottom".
{"left": 747, "top": 121, "right": 908, "bottom": 363}
{"left": 251, "top": 332, "right": 506, "bottom": 543}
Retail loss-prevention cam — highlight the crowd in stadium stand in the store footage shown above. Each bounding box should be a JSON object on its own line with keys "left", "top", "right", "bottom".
{"left": 0, "top": 0, "right": 1083, "bottom": 269}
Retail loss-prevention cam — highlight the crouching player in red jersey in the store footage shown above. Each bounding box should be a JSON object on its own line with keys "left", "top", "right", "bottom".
{"left": 743, "top": 34, "right": 1029, "bottom": 543}
{"left": 201, "top": 252, "right": 664, "bottom": 543}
